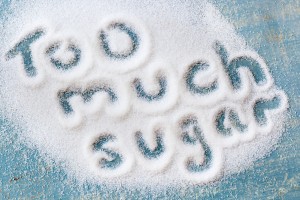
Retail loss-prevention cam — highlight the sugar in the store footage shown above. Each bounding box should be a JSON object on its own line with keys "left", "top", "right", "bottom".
{"left": 0, "top": 0, "right": 288, "bottom": 187}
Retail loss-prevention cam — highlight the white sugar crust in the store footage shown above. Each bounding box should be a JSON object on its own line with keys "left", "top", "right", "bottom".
{"left": 0, "top": 0, "right": 288, "bottom": 186}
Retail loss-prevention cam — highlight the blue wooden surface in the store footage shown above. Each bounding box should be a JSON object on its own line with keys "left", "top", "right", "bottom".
{"left": 0, "top": 0, "right": 299, "bottom": 199}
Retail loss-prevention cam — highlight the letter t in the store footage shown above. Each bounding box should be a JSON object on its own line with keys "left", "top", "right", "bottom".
{"left": 6, "top": 29, "right": 45, "bottom": 77}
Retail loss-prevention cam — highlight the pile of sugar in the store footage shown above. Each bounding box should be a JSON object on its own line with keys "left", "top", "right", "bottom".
{"left": 0, "top": 0, "right": 288, "bottom": 187}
